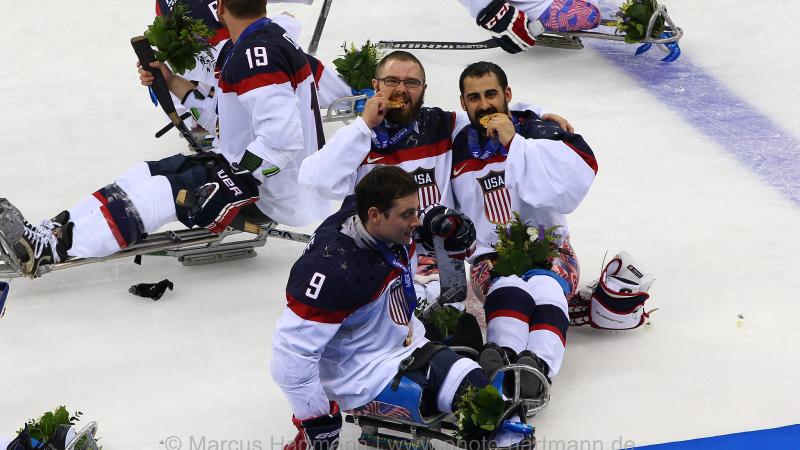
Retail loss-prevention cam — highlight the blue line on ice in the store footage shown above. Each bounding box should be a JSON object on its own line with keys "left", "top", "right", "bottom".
{"left": 630, "top": 423, "right": 800, "bottom": 449}
{"left": 589, "top": 40, "right": 800, "bottom": 206}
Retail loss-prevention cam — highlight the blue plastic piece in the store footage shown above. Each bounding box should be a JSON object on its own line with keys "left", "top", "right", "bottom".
{"left": 148, "top": 86, "right": 159, "bottom": 107}
{"left": 363, "top": 376, "right": 426, "bottom": 424}
{"left": 660, "top": 40, "right": 681, "bottom": 62}
{"left": 634, "top": 33, "right": 681, "bottom": 62}
{"left": 352, "top": 88, "right": 376, "bottom": 113}
{"left": 501, "top": 420, "right": 534, "bottom": 436}
{"left": 491, "top": 370, "right": 505, "bottom": 394}
{"left": 521, "top": 269, "right": 571, "bottom": 295}
{"left": 0, "top": 281, "right": 8, "bottom": 318}
{"left": 635, "top": 42, "right": 652, "bottom": 55}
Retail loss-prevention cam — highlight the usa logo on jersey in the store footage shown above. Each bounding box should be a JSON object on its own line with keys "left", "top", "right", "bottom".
{"left": 410, "top": 167, "right": 441, "bottom": 209}
{"left": 478, "top": 170, "right": 512, "bottom": 224}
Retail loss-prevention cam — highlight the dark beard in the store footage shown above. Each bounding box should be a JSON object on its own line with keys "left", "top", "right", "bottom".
{"left": 385, "top": 92, "right": 425, "bottom": 127}
{"left": 469, "top": 102, "right": 510, "bottom": 134}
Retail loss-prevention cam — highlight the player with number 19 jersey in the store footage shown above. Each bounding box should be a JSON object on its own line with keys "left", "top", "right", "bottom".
{"left": 183, "top": 18, "right": 329, "bottom": 226}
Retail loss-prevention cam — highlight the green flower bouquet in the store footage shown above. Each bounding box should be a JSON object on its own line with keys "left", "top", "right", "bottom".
{"left": 16, "top": 406, "right": 100, "bottom": 449}
{"left": 144, "top": 1, "right": 214, "bottom": 74}
{"left": 614, "top": 0, "right": 665, "bottom": 44}
{"left": 454, "top": 385, "right": 506, "bottom": 441}
{"left": 492, "top": 213, "right": 564, "bottom": 277}
{"left": 332, "top": 41, "right": 382, "bottom": 91}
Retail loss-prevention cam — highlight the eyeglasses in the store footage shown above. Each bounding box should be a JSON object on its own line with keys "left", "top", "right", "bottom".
{"left": 376, "top": 77, "right": 424, "bottom": 88}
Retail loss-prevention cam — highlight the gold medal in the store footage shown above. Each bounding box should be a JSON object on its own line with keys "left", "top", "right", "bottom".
{"left": 479, "top": 113, "right": 507, "bottom": 128}
{"left": 403, "top": 326, "right": 413, "bottom": 347}
{"left": 387, "top": 99, "right": 405, "bottom": 109}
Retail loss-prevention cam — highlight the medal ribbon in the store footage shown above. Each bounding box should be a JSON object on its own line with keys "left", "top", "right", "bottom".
{"left": 376, "top": 241, "right": 417, "bottom": 320}
{"left": 467, "top": 115, "right": 520, "bottom": 160}
{"left": 371, "top": 120, "right": 415, "bottom": 150}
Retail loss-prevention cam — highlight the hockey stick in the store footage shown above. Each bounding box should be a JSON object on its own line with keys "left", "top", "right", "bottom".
{"left": 377, "top": 38, "right": 499, "bottom": 51}
{"left": 378, "top": 33, "right": 588, "bottom": 51}
{"left": 131, "top": 36, "right": 204, "bottom": 152}
{"left": 154, "top": 111, "right": 193, "bottom": 138}
{"left": 307, "top": 0, "right": 333, "bottom": 55}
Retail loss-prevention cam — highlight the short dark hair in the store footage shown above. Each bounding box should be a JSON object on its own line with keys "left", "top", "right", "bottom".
{"left": 376, "top": 51, "right": 426, "bottom": 82}
{"left": 221, "top": 0, "right": 266, "bottom": 19}
{"left": 459, "top": 61, "right": 509, "bottom": 94}
{"left": 355, "top": 166, "right": 418, "bottom": 223}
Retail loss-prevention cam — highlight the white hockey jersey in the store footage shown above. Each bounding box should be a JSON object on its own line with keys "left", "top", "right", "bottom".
{"left": 271, "top": 198, "right": 428, "bottom": 419}
{"left": 299, "top": 108, "right": 472, "bottom": 210}
{"left": 450, "top": 108, "right": 597, "bottom": 261}
{"left": 181, "top": 18, "right": 329, "bottom": 226}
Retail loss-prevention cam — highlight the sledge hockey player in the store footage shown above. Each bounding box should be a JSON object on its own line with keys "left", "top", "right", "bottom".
{"left": 153, "top": 0, "right": 350, "bottom": 125}
{"left": 271, "top": 166, "right": 534, "bottom": 450}
{"left": 297, "top": 50, "right": 570, "bottom": 313}
{"left": 450, "top": 61, "right": 597, "bottom": 395}
{"left": 0, "top": 0, "right": 328, "bottom": 278}
{"left": 452, "top": 61, "right": 655, "bottom": 393}
{"left": 457, "top": 0, "right": 681, "bottom": 61}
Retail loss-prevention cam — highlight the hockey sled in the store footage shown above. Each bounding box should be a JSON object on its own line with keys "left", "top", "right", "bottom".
{"left": 378, "top": 4, "right": 683, "bottom": 61}
{"left": 322, "top": 94, "right": 369, "bottom": 124}
{"left": 9, "top": 421, "right": 100, "bottom": 450}
{"left": 0, "top": 220, "right": 310, "bottom": 280}
{"left": 65, "top": 421, "right": 100, "bottom": 450}
{"left": 345, "top": 360, "right": 549, "bottom": 450}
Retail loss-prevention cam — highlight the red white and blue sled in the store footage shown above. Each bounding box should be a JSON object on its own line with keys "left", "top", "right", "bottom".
{"left": 345, "top": 350, "right": 551, "bottom": 450}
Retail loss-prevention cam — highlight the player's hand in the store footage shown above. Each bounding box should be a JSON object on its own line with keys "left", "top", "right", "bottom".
{"left": 285, "top": 402, "right": 342, "bottom": 450}
{"left": 137, "top": 61, "right": 174, "bottom": 87}
{"left": 485, "top": 114, "right": 516, "bottom": 147}
{"left": 477, "top": 0, "right": 537, "bottom": 53}
{"left": 417, "top": 205, "right": 477, "bottom": 260}
{"left": 542, "top": 113, "right": 574, "bottom": 133}
{"left": 179, "top": 160, "right": 260, "bottom": 234}
{"left": 361, "top": 91, "right": 389, "bottom": 128}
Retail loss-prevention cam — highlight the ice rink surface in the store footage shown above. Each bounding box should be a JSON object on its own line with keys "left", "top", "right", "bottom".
{"left": 1, "top": 1, "right": 799, "bottom": 448}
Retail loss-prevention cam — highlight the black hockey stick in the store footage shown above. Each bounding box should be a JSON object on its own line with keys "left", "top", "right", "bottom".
{"left": 378, "top": 33, "right": 587, "bottom": 51}
{"left": 377, "top": 38, "right": 500, "bottom": 51}
{"left": 131, "top": 36, "right": 204, "bottom": 152}
{"left": 154, "top": 111, "right": 193, "bottom": 138}
{"left": 307, "top": 0, "right": 333, "bottom": 55}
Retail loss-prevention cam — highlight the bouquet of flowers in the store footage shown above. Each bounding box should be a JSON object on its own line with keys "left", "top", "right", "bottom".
{"left": 454, "top": 385, "right": 505, "bottom": 441}
{"left": 14, "top": 406, "right": 100, "bottom": 449}
{"left": 144, "top": 1, "right": 214, "bottom": 74}
{"left": 414, "top": 298, "right": 463, "bottom": 341}
{"left": 332, "top": 41, "right": 382, "bottom": 92}
{"left": 492, "top": 212, "right": 564, "bottom": 277}
{"left": 614, "top": 0, "right": 665, "bottom": 44}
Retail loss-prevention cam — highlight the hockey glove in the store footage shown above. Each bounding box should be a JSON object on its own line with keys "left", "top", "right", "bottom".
{"left": 569, "top": 251, "right": 655, "bottom": 329}
{"left": 285, "top": 402, "right": 342, "bottom": 450}
{"left": 178, "top": 159, "right": 260, "bottom": 234}
{"left": 416, "top": 205, "right": 477, "bottom": 260}
{"left": 129, "top": 279, "right": 174, "bottom": 301}
{"left": 476, "top": 0, "right": 540, "bottom": 54}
